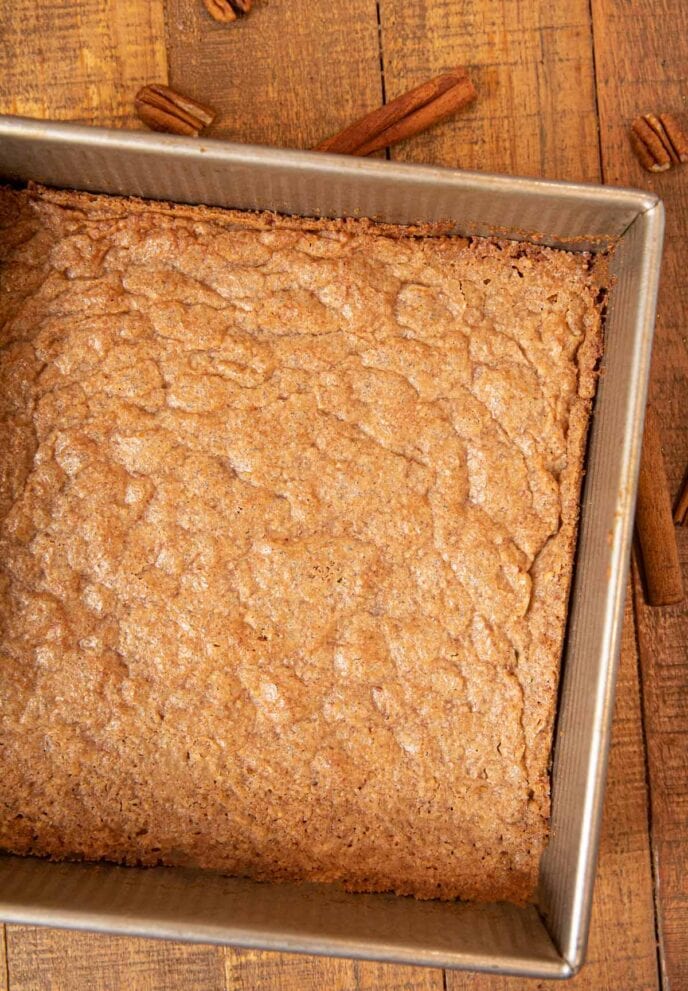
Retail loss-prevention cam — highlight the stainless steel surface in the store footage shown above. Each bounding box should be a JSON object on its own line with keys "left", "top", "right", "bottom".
{"left": 0, "top": 114, "right": 665, "bottom": 979}
{"left": 0, "top": 857, "right": 565, "bottom": 977}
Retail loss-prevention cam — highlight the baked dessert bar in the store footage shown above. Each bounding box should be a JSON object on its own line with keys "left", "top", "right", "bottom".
{"left": 0, "top": 185, "right": 603, "bottom": 903}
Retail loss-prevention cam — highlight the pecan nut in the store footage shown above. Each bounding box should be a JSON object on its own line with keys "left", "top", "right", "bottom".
{"left": 630, "top": 112, "right": 688, "bottom": 172}
{"left": 204, "top": 0, "right": 252, "bottom": 22}
{"left": 643, "top": 113, "right": 680, "bottom": 164}
{"left": 135, "top": 84, "right": 215, "bottom": 137}
{"left": 659, "top": 113, "right": 688, "bottom": 163}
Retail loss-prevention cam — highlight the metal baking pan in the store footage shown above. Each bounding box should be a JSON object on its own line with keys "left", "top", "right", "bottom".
{"left": 0, "top": 115, "right": 664, "bottom": 979}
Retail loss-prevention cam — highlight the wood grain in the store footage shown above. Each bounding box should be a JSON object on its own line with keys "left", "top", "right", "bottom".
{"left": 163, "top": 0, "right": 383, "bottom": 150}
{"left": 636, "top": 406, "right": 684, "bottom": 606}
{"left": 591, "top": 0, "right": 688, "bottom": 478}
{"left": 0, "top": 0, "right": 167, "bottom": 127}
{"left": 447, "top": 593, "right": 660, "bottom": 990}
{"left": 5, "top": 926, "right": 226, "bottom": 991}
{"left": 1, "top": 927, "right": 7, "bottom": 991}
{"left": 633, "top": 558, "right": 688, "bottom": 991}
{"left": 377, "top": 0, "right": 599, "bottom": 182}
{"left": 224, "top": 948, "right": 444, "bottom": 990}
{"left": 591, "top": 1, "right": 688, "bottom": 986}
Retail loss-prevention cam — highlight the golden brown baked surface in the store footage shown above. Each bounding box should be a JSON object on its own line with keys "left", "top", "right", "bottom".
{"left": 0, "top": 185, "right": 602, "bottom": 903}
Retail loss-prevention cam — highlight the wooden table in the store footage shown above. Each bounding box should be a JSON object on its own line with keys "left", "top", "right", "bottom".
{"left": 1, "top": 1, "right": 686, "bottom": 988}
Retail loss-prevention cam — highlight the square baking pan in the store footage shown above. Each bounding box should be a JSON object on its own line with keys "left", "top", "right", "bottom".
{"left": 0, "top": 115, "right": 664, "bottom": 979}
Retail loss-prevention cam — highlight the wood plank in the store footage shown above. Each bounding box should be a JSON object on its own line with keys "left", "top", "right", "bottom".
{"left": 591, "top": 0, "right": 688, "bottom": 478}
{"left": 0, "top": 0, "right": 167, "bottom": 127}
{"left": 591, "top": 1, "right": 688, "bottom": 987}
{"left": 5, "top": 926, "right": 226, "bottom": 991}
{"left": 633, "top": 557, "right": 688, "bottom": 991}
{"left": 447, "top": 593, "right": 659, "bottom": 990}
{"left": 1, "top": 927, "right": 7, "bottom": 991}
{"left": 225, "top": 948, "right": 444, "bottom": 990}
{"left": 377, "top": 0, "right": 599, "bottom": 182}
{"left": 163, "top": 0, "right": 382, "bottom": 150}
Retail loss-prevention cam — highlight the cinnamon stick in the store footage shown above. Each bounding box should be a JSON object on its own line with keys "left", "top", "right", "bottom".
{"left": 315, "top": 69, "right": 476, "bottom": 156}
{"left": 636, "top": 406, "right": 684, "bottom": 606}
{"left": 354, "top": 76, "right": 477, "bottom": 156}
{"left": 673, "top": 475, "right": 688, "bottom": 525}
{"left": 135, "top": 84, "right": 214, "bottom": 136}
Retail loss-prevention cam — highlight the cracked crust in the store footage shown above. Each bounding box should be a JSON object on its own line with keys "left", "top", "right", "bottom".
{"left": 0, "top": 185, "right": 604, "bottom": 903}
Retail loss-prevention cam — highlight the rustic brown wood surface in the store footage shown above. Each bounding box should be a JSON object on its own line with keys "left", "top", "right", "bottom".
{"left": 636, "top": 406, "right": 684, "bottom": 606}
{"left": 1, "top": 928, "right": 7, "bottom": 991}
{"left": 378, "top": 0, "right": 600, "bottom": 182}
{"left": 0, "top": 0, "right": 686, "bottom": 988}
{"left": 5, "top": 928, "right": 227, "bottom": 991}
{"left": 0, "top": 0, "right": 167, "bottom": 128}
{"left": 591, "top": 1, "right": 688, "bottom": 987}
{"left": 164, "top": 0, "right": 383, "bottom": 149}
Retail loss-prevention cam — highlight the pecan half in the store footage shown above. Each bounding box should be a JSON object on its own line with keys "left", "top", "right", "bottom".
{"left": 660, "top": 113, "right": 688, "bottom": 163}
{"left": 630, "top": 112, "right": 688, "bottom": 172}
{"left": 203, "top": 0, "right": 252, "bottom": 22}
{"left": 643, "top": 113, "right": 680, "bottom": 164}
{"left": 135, "top": 84, "right": 215, "bottom": 137}
{"left": 631, "top": 116, "right": 671, "bottom": 172}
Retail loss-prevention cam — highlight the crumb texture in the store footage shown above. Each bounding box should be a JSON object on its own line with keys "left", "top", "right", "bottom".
{"left": 0, "top": 186, "right": 602, "bottom": 903}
